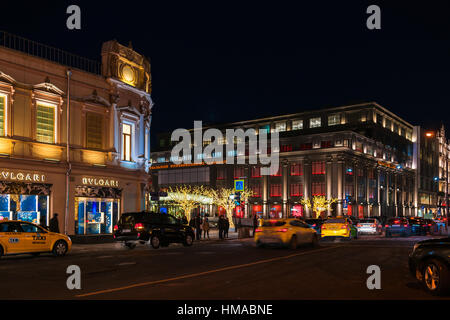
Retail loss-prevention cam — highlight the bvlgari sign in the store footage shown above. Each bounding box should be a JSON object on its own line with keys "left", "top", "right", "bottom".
{"left": 0, "top": 169, "right": 46, "bottom": 182}
{"left": 82, "top": 176, "right": 119, "bottom": 187}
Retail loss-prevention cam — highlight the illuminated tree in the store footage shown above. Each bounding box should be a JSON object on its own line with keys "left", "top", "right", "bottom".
{"left": 207, "top": 187, "right": 253, "bottom": 229}
{"left": 167, "top": 185, "right": 211, "bottom": 221}
{"left": 301, "top": 196, "right": 337, "bottom": 218}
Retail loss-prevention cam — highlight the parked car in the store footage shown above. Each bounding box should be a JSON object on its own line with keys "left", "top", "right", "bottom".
{"left": 423, "top": 219, "right": 437, "bottom": 234}
{"left": 304, "top": 218, "right": 326, "bottom": 235}
{"left": 255, "top": 218, "right": 319, "bottom": 249}
{"left": 407, "top": 217, "right": 428, "bottom": 236}
{"left": 356, "top": 218, "right": 383, "bottom": 235}
{"left": 113, "top": 211, "right": 195, "bottom": 249}
{"left": 385, "top": 217, "right": 411, "bottom": 237}
{"left": 409, "top": 237, "right": 450, "bottom": 295}
{"left": 321, "top": 217, "right": 358, "bottom": 240}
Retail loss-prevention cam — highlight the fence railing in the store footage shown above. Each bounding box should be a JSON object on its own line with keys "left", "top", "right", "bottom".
{"left": 0, "top": 31, "right": 101, "bottom": 75}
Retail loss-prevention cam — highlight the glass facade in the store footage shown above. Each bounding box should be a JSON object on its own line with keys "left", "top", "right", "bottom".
{"left": 0, "top": 194, "right": 49, "bottom": 225}
{"left": 74, "top": 197, "right": 120, "bottom": 235}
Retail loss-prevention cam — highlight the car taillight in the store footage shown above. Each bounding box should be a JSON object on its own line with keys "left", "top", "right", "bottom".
{"left": 385, "top": 225, "right": 389, "bottom": 228}
{"left": 312, "top": 224, "right": 316, "bottom": 227}
{"left": 113, "top": 225, "right": 118, "bottom": 231}
{"left": 371, "top": 224, "right": 376, "bottom": 228}
{"left": 322, "top": 225, "right": 327, "bottom": 229}
{"left": 276, "top": 228, "right": 288, "bottom": 232}
{"left": 403, "top": 225, "right": 408, "bottom": 227}
{"left": 357, "top": 224, "right": 361, "bottom": 228}
{"left": 134, "top": 223, "right": 144, "bottom": 230}
{"left": 341, "top": 225, "right": 348, "bottom": 229}
{"left": 255, "top": 228, "right": 262, "bottom": 232}
{"left": 428, "top": 224, "right": 432, "bottom": 227}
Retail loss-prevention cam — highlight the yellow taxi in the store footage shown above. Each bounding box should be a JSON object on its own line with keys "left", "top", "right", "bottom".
{"left": 255, "top": 218, "right": 319, "bottom": 249}
{"left": 0, "top": 220, "right": 72, "bottom": 258}
{"left": 320, "top": 217, "right": 358, "bottom": 240}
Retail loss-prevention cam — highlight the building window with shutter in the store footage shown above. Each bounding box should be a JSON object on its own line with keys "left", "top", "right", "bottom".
{"left": 290, "top": 183, "right": 303, "bottom": 197}
{"left": 36, "top": 103, "right": 56, "bottom": 144}
{"left": 86, "top": 112, "right": 103, "bottom": 149}
{"left": 0, "top": 94, "right": 6, "bottom": 136}
{"left": 290, "top": 163, "right": 303, "bottom": 176}
{"left": 270, "top": 184, "right": 282, "bottom": 197}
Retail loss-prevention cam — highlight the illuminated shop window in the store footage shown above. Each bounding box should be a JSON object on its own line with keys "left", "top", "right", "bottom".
{"left": 0, "top": 194, "right": 49, "bottom": 225}
{"left": 36, "top": 103, "right": 56, "bottom": 143}
{"left": 122, "top": 123, "right": 132, "bottom": 161}
{"left": 86, "top": 112, "right": 103, "bottom": 149}
{"left": 75, "top": 197, "right": 120, "bottom": 235}
{"left": 275, "top": 122, "right": 286, "bottom": 132}
{"left": 309, "top": 117, "right": 321, "bottom": 128}
{"left": 0, "top": 94, "right": 6, "bottom": 136}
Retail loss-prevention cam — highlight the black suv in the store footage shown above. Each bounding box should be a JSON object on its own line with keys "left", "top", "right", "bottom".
{"left": 409, "top": 237, "right": 450, "bottom": 295}
{"left": 114, "top": 212, "right": 195, "bottom": 249}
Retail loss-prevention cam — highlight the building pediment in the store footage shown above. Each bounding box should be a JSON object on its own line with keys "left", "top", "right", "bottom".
{"left": 0, "top": 71, "right": 17, "bottom": 85}
{"left": 82, "top": 90, "right": 111, "bottom": 107}
{"left": 33, "top": 79, "right": 64, "bottom": 96}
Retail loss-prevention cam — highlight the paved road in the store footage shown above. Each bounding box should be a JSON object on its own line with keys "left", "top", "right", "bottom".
{"left": 0, "top": 235, "right": 449, "bottom": 300}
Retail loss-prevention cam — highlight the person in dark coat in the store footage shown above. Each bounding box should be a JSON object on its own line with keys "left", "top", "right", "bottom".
{"left": 218, "top": 215, "right": 225, "bottom": 239}
{"left": 49, "top": 213, "right": 60, "bottom": 233}
{"left": 253, "top": 214, "right": 258, "bottom": 237}
{"left": 224, "top": 217, "right": 230, "bottom": 238}
{"left": 194, "top": 213, "right": 202, "bottom": 240}
{"left": 181, "top": 215, "right": 188, "bottom": 225}
{"left": 40, "top": 215, "right": 47, "bottom": 229}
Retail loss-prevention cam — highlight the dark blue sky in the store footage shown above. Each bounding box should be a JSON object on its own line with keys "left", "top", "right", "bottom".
{"left": 2, "top": 1, "right": 450, "bottom": 146}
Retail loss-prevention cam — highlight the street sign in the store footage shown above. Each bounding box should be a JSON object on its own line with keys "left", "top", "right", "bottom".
{"left": 234, "top": 179, "right": 244, "bottom": 191}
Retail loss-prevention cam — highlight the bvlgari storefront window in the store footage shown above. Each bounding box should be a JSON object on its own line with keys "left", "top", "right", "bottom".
{"left": 0, "top": 170, "right": 51, "bottom": 225}
{"left": 74, "top": 177, "right": 121, "bottom": 235}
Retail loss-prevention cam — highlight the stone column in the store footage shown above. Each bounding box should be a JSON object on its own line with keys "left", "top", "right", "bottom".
{"left": 366, "top": 166, "right": 370, "bottom": 217}
{"left": 336, "top": 159, "right": 344, "bottom": 216}
{"left": 376, "top": 167, "right": 381, "bottom": 217}
{"left": 326, "top": 158, "right": 333, "bottom": 217}
{"left": 263, "top": 174, "right": 268, "bottom": 218}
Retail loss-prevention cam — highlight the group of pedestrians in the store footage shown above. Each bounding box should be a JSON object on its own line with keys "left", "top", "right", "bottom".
{"left": 189, "top": 213, "right": 211, "bottom": 240}
{"left": 218, "top": 215, "right": 230, "bottom": 239}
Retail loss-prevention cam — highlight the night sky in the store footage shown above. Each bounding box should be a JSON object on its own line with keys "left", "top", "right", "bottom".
{"left": 2, "top": 1, "right": 450, "bottom": 146}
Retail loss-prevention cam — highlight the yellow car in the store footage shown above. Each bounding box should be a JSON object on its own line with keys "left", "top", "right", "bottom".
{"left": 255, "top": 218, "right": 319, "bottom": 249}
{"left": 320, "top": 217, "right": 358, "bottom": 240}
{"left": 0, "top": 220, "right": 72, "bottom": 258}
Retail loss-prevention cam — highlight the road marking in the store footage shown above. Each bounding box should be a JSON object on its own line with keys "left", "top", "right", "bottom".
{"left": 75, "top": 245, "right": 344, "bottom": 298}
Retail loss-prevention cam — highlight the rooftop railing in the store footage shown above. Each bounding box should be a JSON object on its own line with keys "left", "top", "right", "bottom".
{"left": 0, "top": 31, "right": 101, "bottom": 75}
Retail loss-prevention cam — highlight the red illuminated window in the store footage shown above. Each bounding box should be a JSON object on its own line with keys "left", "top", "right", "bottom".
{"left": 280, "top": 145, "right": 293, "bottom": 152}
{"left": 251, "top": 167, "right": 261, "bottom": 178}
{"left": 271, "top": 166, "right": 282, "bottom": 176}
{"left": 217, "top": 167, "right": 226, "bottom": 180}
{"left": 290, "top": 183, "right": 303, "bottom": 197}
{"left": 270, "top": 184, "right": 282, "bottom": 197}
{"left": 312, "top": 182, "right": 325, "bottom": 196}
{"left": 299, "top": 143, "right": 312, "bottom": 150}
{"left": 290, "top": 163, "right": 303, "bottom": 176}
{"left": 312, "top": 161, "right": 325, "bottom": 175}
{"left": 321, "top": 141, "right": 332, "bottom": 148}
{"left": 234, "top": 167, "right": 245, "bottom": 178}
{"left": 251, "top": 184, "right": 262, "bottom": 197}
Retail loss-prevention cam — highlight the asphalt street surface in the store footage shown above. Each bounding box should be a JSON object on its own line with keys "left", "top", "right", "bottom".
{"left": 0, "top": 235, "right": 449, "bottom": 300}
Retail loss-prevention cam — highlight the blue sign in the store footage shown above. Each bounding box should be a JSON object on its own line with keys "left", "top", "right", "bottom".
{"left": 234, "top": 179, "right": 244, "bottom": 191}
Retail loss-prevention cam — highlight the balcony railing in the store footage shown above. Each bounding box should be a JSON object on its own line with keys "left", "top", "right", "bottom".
{"left": 0, "top": 31, "right": 101, "bottom": 75}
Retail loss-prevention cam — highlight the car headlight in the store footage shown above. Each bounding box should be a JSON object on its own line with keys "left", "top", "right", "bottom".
{"left": 413, "top": 243, "right": 420, "bottom": 252}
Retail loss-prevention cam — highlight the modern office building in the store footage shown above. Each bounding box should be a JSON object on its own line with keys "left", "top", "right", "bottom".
{"left": 150, "top": 102, "right": 418, "bottom": 219}
{"left": 0, "top": 32, "right": 153, "bottom": 236}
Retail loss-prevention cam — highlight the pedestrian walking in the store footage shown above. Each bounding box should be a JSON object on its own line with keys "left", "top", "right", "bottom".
{"left": 202, "top": 216, "right": 210, "bottom": 239}
{"left": 224, "top": 216, "right": 230, "bottom": 238}
{"left": 218, "top": 215, "right": 225, "bottom": 239}
{"left": 194, "top": 213, "right": 202, "bottom": 240}
{"left": 49, "top": 213, "right": 60, "bottom": 233}
{"left": 253, "top": 214, "right": 258, "bottom": 237}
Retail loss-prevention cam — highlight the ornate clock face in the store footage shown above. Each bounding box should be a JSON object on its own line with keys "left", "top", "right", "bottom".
{"left": 121, "top": 65, "right": 135, "bottom": 84}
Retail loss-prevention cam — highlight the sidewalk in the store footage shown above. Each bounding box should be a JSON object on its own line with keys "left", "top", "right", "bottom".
{"left": 71, "top": 229, "right": 246, "bottom": 251}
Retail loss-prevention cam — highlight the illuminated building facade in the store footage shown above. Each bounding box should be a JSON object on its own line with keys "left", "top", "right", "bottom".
{"left": 0, "top": 32, "right": 152, "bottom": 236}
{"left": 151, "top": 102, "right": 418, "bottom": 219}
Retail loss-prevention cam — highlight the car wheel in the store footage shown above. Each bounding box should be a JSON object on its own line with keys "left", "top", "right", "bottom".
{"left": 150, "top": 235, "right": 161, "bottom": 249}
{"left": 422, "top": 259, "right": 450, "bottom": 295}
{"left": 183, "top": 234, "right": 194, "bottom": 247}
{"left": 52, "top": 240, "right": 68, "bottom": 257}
{"left": 123, "top": 241, "right": 136, "bottom": 250}
{"left": 289, "top": 235, "right": 297, "bottom": 249}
